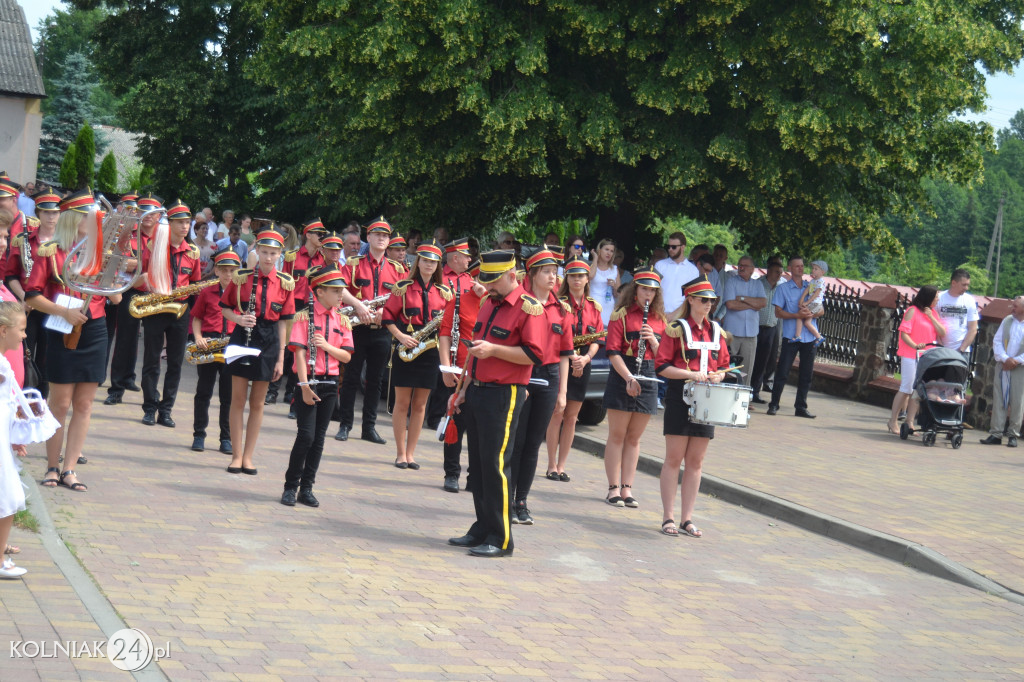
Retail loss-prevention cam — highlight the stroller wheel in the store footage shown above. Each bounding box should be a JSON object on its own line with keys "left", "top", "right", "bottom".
{"left": 951, "top": 433, "right": 963, "bottom": 449}
{"left": 899, "top": 422, "right": 910, "bottom": 440}
{"left": 923, "top": 432, "right": 937, "bottom": 447}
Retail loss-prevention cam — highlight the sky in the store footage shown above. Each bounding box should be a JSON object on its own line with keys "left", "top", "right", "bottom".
{"left": 20, "top": 0, "right": 1024, "bottom": 133}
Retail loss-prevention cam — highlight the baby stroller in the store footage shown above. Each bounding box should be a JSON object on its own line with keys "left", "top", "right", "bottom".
{"left": 899, "top": 346, "right": 968, "bottom": 448}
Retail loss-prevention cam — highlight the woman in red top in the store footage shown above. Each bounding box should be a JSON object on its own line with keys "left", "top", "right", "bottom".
{"left": 656, "top": 276, "right": 731, "bottom": 538}
{"left": 544, "top": 255, "right": 603, "bottom": 482}
{"left": 25, "top": 189, "right": 122, "bottom": 492}
{"left": 383, "top": 240, "right": 451, "bottom": 469}
{"left": 601, "top": 267, "right": 666, "bottom": 509}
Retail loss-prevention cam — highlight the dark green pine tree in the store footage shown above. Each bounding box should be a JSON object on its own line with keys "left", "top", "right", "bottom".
{"left": 96, "top": 151, "right": 118, "bottom": 194}
{"left": 59, "top": 143, "right": 79, "bottom": 189}
{"left": 73, "top": 123, "right": 96, "bottom": 189}
{"left": 37, "top": 52, "right": 96, "bottom": 183}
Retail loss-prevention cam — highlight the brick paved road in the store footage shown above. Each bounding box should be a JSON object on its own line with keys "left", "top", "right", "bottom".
{"left": 5, "top": 373, "right": 1024, "bottom": 679}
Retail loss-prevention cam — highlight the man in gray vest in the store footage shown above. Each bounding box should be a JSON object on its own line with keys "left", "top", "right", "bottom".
{"left": 981, "top": 296, "right": 1024, "bottom": 447}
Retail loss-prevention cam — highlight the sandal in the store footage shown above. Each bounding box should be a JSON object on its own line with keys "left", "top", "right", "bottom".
{"left": 4, "top": 544, "right": 20, "bottom": 555}
{"left": 546, "top": 471, "right": 560, "bottom": 481}
{"left": 58, "top": 470, "right": 88, "bottom": 492}
{"left": 661, "top": 519, "right": 679, "bottom": 536}
{"left": 622, "top": 484, "right": 638, "bottom": 508}
{"left": 605, "top": 484, "right": 624, "bottom": 507}
{"left": 558, "top": 472, "right": 570, "bottom": 482}
{"left": 77, "top": 455, "right": 88, "bottom": 465}
{"left": 680, "top": 520, "right": 703, "bottom": 538}
{"left": 40, "top": 467, "right": 60, "bottom": 488}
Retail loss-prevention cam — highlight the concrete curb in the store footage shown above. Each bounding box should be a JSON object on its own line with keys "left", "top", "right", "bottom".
{"left": 572, "top": 433, "right": 1024, "bottom": 607}
{"left": 23, "top": 470, "right": 170, "bottom": 681}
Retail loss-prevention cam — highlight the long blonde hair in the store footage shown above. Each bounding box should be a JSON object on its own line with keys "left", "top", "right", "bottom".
{"left": 55, "top": 207, "right": 105, "bottom": 276}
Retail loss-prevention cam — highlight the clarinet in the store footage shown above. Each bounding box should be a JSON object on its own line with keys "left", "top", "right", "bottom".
{"left": 450, "top": 283, "right": 461, "bottom": 366}
{"left": 236, "top": 272, "right": 259, "bottom": 366}
{"left": 307, "top": 290, "right": 317, "bottom": 378}
{"left": 630, "top": 299, "right": 657, "bottom": 383}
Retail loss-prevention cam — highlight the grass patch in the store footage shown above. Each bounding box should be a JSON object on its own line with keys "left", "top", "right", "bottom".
{"left": 14, "top": 508, "right": 38, "bottom": 533}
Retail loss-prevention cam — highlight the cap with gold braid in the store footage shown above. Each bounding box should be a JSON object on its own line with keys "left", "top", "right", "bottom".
{"left": 415, "top": 239, "right": 443, "bottom": 262}
{"left": 468, "top": 259, "right": 481, "bottom": 279}
{"left": 388, "top": 233, "right": 407, "bottom": 249}
{"left": 444, "top": 237, "right": 471, "bottom": 255}
{"left": 213, "top": 248, "right": 242, "bottom": 267}
{"left": 309, "top": 262, "right": 347, "bottom": 289}
{"left": 32, "top": 186, "right": 61, "bottom": 212}
{"left": 477, "top": 249, "right": 517, "bottom": 283}
{"left": 366, "top": 216, "right": 392, "bottom": 235}
{"left": 120, "top": 190, "right": 139, "bottom": 208}
{"left": 59, "top": 187, "right": 96, "bottom": 214}
{"left": 255, "top": 228, "right": 285, "bottom": 248}
{"left": 302, "top": 218, "right": 326, "bottom": 235}
{"left": 633, "top": 266, "right": 663, "bottom": 289}
{"left": 683, "top": 275, "right": 716, "bottom": 298}
{"left": 525, "top": 248, "right": 559, "bottom": 271}
{"left": 563, "top": 255, "right": 590, "bottom": 276}
{"left": 0, "top": 173, "right": 20, "bottom": 198}
{"left": 320, "top": 232, "right": 343, "bottom": 250}
{"left": 137, "top": 193, "right": 163, "bottom": 209}
{"left": 165, "top": 199, "right": 192, "bottom": 221}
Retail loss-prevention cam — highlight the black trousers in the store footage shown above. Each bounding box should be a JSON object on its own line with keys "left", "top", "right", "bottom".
{"left": 337, "top": 325, "right": 391, "bottom": 430}
{"left": 750, "top": 324, "right": 780, "bottom": 400}
{"left": 425, "top": 373, "right": 450, "bottom": 427}
{"left": 25, "top": 309, "right": 48, "bottom": 397}
{"left": 509, "top": 363, "right": 559, "bottom": 504}
{"left": 103, "top": 299, "right": 117, "bottom": 384}
{"left": 141, "top": 310, "right": 189, "bottom": 415}
{"left": 108, "top": 289, "right": 143, "bottom": 396}
{"left": 770, "top": 338, "right": 816, "bottom": 411}
{"left": 267, "top": 348, "right": 298, "bottom": 399}
{"left": 285, "top": 381, "right": 339, "bottom": 490}
{"left": 464, "top": 383, "right": 526, "bottom": 551}
{"left": 442, "top": 406, "right": 467, "bottom": 478}
{"left": 193, "top": 361, "right": 231, "bottom": 440}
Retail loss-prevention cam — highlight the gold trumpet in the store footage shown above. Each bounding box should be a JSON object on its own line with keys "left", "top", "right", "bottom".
{"left": 572, "top": 330, "right": 606, "bottom": 348}
{"left": 130, "top": 279, "right": 219, "bottom": 319}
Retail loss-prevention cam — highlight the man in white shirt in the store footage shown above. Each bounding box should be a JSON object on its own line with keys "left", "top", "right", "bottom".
{"left": 936, "top": 268, "right": 979, "bottom": 357}
{"left": 653, "top": 231, "right": 699, "bottom": 318}
{"left": 18, "top": 181, "right": 36, "bottom": 217}
{"left": 981, "top": 295, "right": 1024, "bottom": 447}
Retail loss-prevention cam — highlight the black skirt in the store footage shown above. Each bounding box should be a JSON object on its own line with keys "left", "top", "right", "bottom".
{"left": 566, "top": 362, "right": 592, "bottom": 403}
{"left": 602, "top": 357, "right": 657, "bottom": 415}
{"left": 225, "top": 320, "right": 279, "bottom": 383}
{"left": 46, "top": 317, "right": 107, "bottom": 384}
{"left": 390, "top": 345, "right": 440, "bottom": 389}
{"left": 663, "top": 380, "right": 715, "bottom": 439}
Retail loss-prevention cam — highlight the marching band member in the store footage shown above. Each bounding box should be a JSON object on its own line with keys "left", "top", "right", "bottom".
{"left": 508, "top": 248, "right": 572, "bottom": 525}
{"left": 5, "top": 186, "right": 61, "bottom": 395}
{"left": 220, "top": 228, "right": 296, "bottom": 475}
{"left": 656, "top": 276, "right": 730, "bottom": 538}
{"left": 545, "top": 255, "right": 604, "bottom": 482}
{"left": 190, "top": 248, "right": 241, "bottom": 454}
{"left": 138, "top": 200, "right": 202, "bottom": 427}
{"left": 25, "top": 189, "right": 121, "bottom": 492}
{"left": 319, "top": 233, "right": 344, "bottom": 266}
{"left": 386, "top": 233, "right": 407, "bottom": 264}
{"left": 0, "top": 173, "right": 37, "bottom": 254}
{"left": 426, "top": 237, "right": 474, "bottom": 432}
{"left": 335, "top": 217, "right": 405, "bottom": 445}
{"left": 382, "top": 239, "right": 451, "bottom": 469}
{"left": 447, "top": 250, "right": 546, "bottom": 557}
{"left": 601, "top": 267, "right": 666, "bottom": 508}
{"left": 106, "top": 193, "right": 161, "bottom": 405}
{"left": 281, "top": 263, "right": 353, "bottom": 507}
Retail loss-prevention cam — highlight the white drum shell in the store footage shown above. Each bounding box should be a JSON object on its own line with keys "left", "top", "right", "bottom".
{"left": 683, "top": 382, "right": 752, "bottom": 427}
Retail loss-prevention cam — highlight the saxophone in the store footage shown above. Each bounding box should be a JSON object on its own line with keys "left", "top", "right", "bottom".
{"left": 572, "top": 330, "right": 607, "bottom": 348}
{"left": 20, "top": 233, "right": 33, "bottom": 280}
{"left": 398, "top": 311, "right": 444, "bottom": 361}
{"left": 129, "top": 279, "right": 219, "bottom": 319}
{"left": 185, "top": 336, "right": 230, "bottom": 364}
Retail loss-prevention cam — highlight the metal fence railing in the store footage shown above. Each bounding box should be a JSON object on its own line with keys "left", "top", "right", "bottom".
{"left": 818, "top": 283, "right": 864, "bottom": 367}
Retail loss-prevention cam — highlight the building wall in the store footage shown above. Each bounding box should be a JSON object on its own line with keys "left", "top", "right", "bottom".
{"left": 0, "top": 94, "right": 42, "bottom": 183}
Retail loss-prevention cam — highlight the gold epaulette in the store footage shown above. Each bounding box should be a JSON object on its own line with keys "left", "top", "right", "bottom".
{"left": 232, "top": 268, "right": 252, "bottom": 286}
{"left": 37, "top": 241, "right": 58, "bottom": 258}
{"left": 520, "top": 294, "right": 542, "bottom": 316}
{"left": 346, "top": 255, "right": 362, "bottom": 269}
{"left": 338, "top": 314, "right": 352, "bottom": 330}
{"left": 610, "top": 307, "right": 627, "bottom": 322}
{"left": 186, "top": 242, "right": 200, "bottom": 259}
{"left": 11, "top": 233, "right": 26, "bottom": 248}
{"left": 391, "top": 278, "right": 412, "bottom": 298}
{"left": 276, "top": 271, "right": 295, "bottom": 291}
{"left": 295, "top": 309, "right": 309, "bottom": 323}
{"left": 587, "top": 296, "right": 603, "bottom": 313}
{"left": 387, "top": 257, "right": 406, "bottom": 274}
{"left": 560, "top": 300, "right": 571, "bottom": 314}
{"left": 438, "top": 283, "right": 453, "bottom": 302}
{"left": 26, "top": 216, "right": 39, "bottom": 228}
{"left": 284, "top": 248, "right": 299, "bottom": 263}
{"left": 665, "top": 319, "right": 684, "bottom": 338}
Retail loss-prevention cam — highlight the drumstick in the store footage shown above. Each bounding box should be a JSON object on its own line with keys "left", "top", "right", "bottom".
{"left": 684, "top": 365, "right": 744, "bottom": 383}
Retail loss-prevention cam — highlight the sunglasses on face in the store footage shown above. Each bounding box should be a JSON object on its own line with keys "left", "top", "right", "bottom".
{"left": 667, "top": 244, "right": 683, "bottom": 250}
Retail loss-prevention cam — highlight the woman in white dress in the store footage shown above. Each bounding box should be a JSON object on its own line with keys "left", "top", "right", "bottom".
{"left": 589, "top": 238, "right": 620, "bottom": 328}
{"left": 0, "top": 301, "right": 28, "bottom": 578}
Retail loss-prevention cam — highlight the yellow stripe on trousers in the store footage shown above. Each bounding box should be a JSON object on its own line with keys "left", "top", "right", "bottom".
{"left": 497, "top": 385, "right": 518, "bottom": 550}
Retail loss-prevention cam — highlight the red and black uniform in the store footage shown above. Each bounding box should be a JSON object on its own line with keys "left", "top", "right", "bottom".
{"left": 107, "top": 226, "right": 158, "bottom": 401}
{"left": 425, "top": 265, "right": 475, "bottom": 431}
{"left": 138, "top": 240, "right": 202, "bottom": 420}
{"left": 191, "top": 282, "right": 237, "bottom": 444}
{"left": 220, "top": 267, "right": 296, "bottom": 382}
{"left": 337, "top": 253, "right": 406, "bottom": 435}
{"left": 437, "top": 279, "right": 483, "bottom": 480}
{"left": 382, "top": 277, "right": 451, "bottom": 389}
{"left": 656, "top": 316, "right": 730, "bottom": 439}
{"left": 0, "top": 211, "right": 34, "bottom": 275}
{"left": 284, "top": 246, "right": 325, "bottom": 308}
{"left": 461, "top": 284, "right": 547, "bottom": 553}
{"left": 5, "top": 229, "right": 50, "bottom": 394}
{"left": 24, "top": 241, "right": 110, "bottom": 384}
{"left": 562, "top": 293, "right": 605, "bottom": 402}
{"left": 603, "top": 303, "right": 666, "bottom": 415}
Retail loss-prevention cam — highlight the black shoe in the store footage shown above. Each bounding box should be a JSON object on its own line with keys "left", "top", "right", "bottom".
{"left": 443, "top": 476, "right": 459, "bottom": 493}
{"left": 448, "top": 534, "right": 483, "bottom": 548}
{"left": 241, "top": 467, "right": 258, "bottom": 475}
{"left": 264, "top": 393, "right": 278, "bottom": 405}
{"left": 219, "top": 439, "right": 233, "bottom": 455}
{"left": 142, "top": 412, "right": 156, "bottom": 426}
{"left": 226, "top": 466, "right": 242, "bottom": 474}
{"left": 395, "top": 460, "right": 408, "bottom": 469}
{"left": 297, "top": 488, "right": 319, "bottom": 507}
{"left": 124, "top": 382, "right": 141, "bottom": 392}
{"left": 980, "top": 435, "right": 1003, "bottom": 445}
{"left": 766, "top": 405, "right": 778, "bottom": 416}
{"left": 157, "top": 413, "right": 176, "bottom": 428}
{"left": 1008, "top": 437, "right": 1018, "bottom": 448}
{"left": 795, "top": 410, "right": 816, "bottom": 419}
{"left": 515, "top": 501, "right": 533, "bottom": 525}
{"left": 362, "top": 428, "right": 386, "bottom": 445}
{"left": 191, "top": 437, "right": 204, "bottom": 452}
{"left": 280, "top": 489, "right": 296, "bottom": 506}
{"left": 469, "top": 544, "right": 513, "bottom": 558}
{"left": 335, "top": 426, "right": 350, "bottom": 441}
{"left": 751, "top": 396, "right": 767, "bottom": 404}
{"left": 103, "top": 393, "right": 122, "bottom": 405}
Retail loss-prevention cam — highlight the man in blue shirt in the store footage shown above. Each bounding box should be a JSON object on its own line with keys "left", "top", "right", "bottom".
{"left": 767, "top": 256, "right": 823, "bottom": 418}
{"left": 721, "top": 256, "right": 766, "bottom": 386}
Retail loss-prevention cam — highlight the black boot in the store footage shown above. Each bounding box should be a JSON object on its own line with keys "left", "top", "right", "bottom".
{"left": 280, "top": 489, "right": 297, "bottom": 506}
{"left": 297, "top": 487, "right": 319, "bottom": 507}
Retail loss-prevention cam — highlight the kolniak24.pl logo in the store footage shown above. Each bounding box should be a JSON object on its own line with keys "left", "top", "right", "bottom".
{"left": 10, "top": 628, "right": 170, "bottom": 672}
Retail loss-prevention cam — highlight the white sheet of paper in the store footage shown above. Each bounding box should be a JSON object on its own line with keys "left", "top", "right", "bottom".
{"left": 43, "top": 295, "right": 85, "bottom": 334}
{"left": 223, "top": 345, "right": 262, "bottom": 364}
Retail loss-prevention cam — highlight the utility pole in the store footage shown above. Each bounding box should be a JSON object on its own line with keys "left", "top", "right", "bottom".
{"left": 989, "top": 195, "right": 1006, "bottom": 298}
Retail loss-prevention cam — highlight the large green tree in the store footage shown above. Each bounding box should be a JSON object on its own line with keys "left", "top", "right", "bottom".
{"left": 37, "top": 52, "right": 96, "bottom": 183}
{"left": 247, "top": 0, "right": 1024, "bottom": 256}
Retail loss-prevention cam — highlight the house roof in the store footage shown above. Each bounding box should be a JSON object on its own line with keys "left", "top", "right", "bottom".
{"left": 0, "top": 0, "right": 45, "bottom": 98}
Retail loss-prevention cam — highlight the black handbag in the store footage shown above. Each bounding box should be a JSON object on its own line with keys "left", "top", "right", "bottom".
{"left": 23, "top": 347, "right": 42, "bottom": 389}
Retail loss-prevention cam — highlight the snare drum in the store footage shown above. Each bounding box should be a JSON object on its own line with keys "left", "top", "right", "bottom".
{"left": 683, "top": 382, "right": 752, "bottom": 427}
